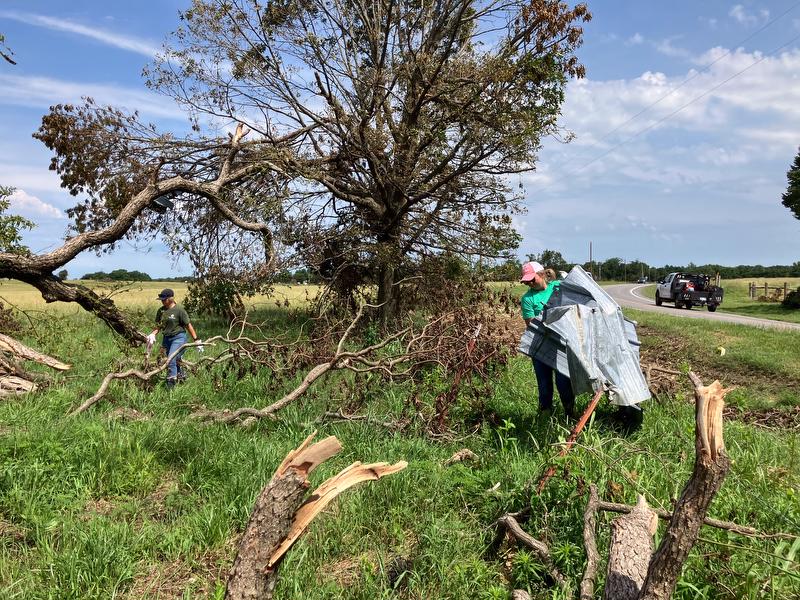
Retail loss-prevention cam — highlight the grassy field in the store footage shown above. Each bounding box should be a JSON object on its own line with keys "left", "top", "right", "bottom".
{"left": 0, "top": 285, "right": 798, "bottom": 599}
{"left": 0, "top": 280, "right": 324, "bottom": 314}
{"left": 640, "top": 278, "right": 800, "bottom": 324}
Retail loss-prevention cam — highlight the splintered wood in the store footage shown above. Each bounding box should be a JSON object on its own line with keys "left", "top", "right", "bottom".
{"left": 0, "top": 333, "right": 71, "bottom": 397}
{"left": 224, "top": 432, "right": 406, "bottom": 600}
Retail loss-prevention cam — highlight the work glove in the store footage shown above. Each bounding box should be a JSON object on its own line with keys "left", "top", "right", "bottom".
{"left": 145, "top": 332, "right": 156, "bottom": 353}
{"left": 195, "top": 339, "right": 204, "bottom": 354}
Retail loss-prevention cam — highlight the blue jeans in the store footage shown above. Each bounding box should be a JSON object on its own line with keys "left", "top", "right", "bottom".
{"left": 162, "top": 332, "right": 187, "bottom": 381}
{"left": 532, "top": 358, "right": 575, "bottom": 414}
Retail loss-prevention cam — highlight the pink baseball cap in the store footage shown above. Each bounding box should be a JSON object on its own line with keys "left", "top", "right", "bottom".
{"left": 520, "top": 261, "right": 544, "bottom": 282}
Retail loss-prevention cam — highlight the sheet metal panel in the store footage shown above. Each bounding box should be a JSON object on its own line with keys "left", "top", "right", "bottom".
{"left": 518, "top": 266, "right": 650, "bottom": 406}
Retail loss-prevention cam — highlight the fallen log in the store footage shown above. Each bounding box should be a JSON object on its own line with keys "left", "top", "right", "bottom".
{"left": 0, "top": 333, "right": 71, "bottom": 397}
{"left": 603, "top": 496, "right": 657, "bottom": 600}
{"left": 224, "top": 431, "right": 406, "bottom": 600}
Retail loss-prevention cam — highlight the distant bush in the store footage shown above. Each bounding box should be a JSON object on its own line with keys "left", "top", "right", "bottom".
{"left": 783, "top": 287, "right": 800, "bottom": 309}
{"left": 81, "top": 269, "right": 152, "bottom": 282}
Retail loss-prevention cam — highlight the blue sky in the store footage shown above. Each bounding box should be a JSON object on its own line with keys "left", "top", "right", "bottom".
{"left": 1, "top": 0, "right": 799, "bottom": 276}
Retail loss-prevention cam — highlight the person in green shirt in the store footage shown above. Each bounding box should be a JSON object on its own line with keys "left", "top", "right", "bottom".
{"left": 520, "top": 261, "right": 575, "bottom": 417}
{"left": 146, "top": 288, "right": 202, "bottom": 388}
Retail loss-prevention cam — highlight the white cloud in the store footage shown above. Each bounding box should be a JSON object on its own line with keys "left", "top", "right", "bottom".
{"left": 654, "top": 37, "right": 692, "bottom": 59}
{"left": 0, "top": 11, "right": 159, "bottom": 57}
{"left": 0, "top": 73, "right": 186, "bottom": 120}
{"left": 7, "top": 189, "right": 64, "bottom": 219}
{"left": 626, "top": 33, "right": 644, "bottom": 46}
{"left": 728, "top": 4, "right": 770, "bottom": 27}
{"left": 700, "top": 16, "right": 719, "bottom": 29}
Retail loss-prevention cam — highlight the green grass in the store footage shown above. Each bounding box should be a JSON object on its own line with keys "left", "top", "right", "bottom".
{"left": 0, "top": 302, "right": 798, "bottom": 599}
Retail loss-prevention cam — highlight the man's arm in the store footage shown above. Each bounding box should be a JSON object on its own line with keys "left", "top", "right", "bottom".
{"left": 186, "top": 322, "right": 199, "bottom": 341}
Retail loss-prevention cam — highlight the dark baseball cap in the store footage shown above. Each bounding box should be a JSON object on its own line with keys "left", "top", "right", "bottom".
{"left": 157, "top": 288, "right": 174, "bottom": 299}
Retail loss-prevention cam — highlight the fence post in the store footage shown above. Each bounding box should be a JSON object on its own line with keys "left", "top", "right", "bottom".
{"left": 764, "top": 282, "right": 768, "bottom": 298}
{"left": 784, "top": 282, "right": 788, "bottom": 299}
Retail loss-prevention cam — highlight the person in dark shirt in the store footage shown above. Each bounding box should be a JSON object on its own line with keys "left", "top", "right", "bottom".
{"left": 146, "top": 288, "right": 202, "bottom": 388}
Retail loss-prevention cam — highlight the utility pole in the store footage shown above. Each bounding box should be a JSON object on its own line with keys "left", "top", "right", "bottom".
{"left": 589, "top": 241, "right": 593, "bottom": 279}
{"left": 623, "top": 259, "right": 627, "bottom": 283}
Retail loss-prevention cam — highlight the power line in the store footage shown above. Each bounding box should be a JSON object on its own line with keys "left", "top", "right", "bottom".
{"left": 578, "top": 2, "right": 800, "bottom": 155}
{"left": 525, "top": 27, "right": 800, "bottom": 202}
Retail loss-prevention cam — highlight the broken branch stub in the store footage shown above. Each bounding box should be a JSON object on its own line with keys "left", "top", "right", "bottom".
{"left": 638, "top": 372, "right": 732, "bottom": 600}
{"left": 224, "top": 432, "right": 406, "bottom": 600}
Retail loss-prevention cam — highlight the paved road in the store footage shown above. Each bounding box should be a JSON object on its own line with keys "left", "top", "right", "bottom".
{"left": 605, "top": 284, "right": 800, "bottom": 332}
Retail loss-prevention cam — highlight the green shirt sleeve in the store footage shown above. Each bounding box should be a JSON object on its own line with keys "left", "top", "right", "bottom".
{"left": 155, "top": 307, "right": 163, "bottom": 326}
{"left": 177, "top": 307, "right": 190, "bottom": 327}
{"left": 521, "top": 292, "right": 536, "bottom": 320}
{"left": 521, "top": 281, "right": 560, "bottom": 320}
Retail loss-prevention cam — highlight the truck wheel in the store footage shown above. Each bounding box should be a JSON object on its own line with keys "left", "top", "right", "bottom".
{"left": 685, "top": 301, "right": 692, "bottom": 310}
{"left": 655, "top": 292, "right": 662, "bottom": 306}
{"left": 708, "top": 304, "right": 717, "bottom": 312}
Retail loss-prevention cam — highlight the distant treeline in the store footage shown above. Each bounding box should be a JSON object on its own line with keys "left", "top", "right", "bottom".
{"left": 79, "top": 255, "right": 800, "bottom": 286}
{"left": 80, "top": 269, "right": 193, "bottom": 282}
{"left": 482, "top": 250, "right": 800, "bottom": 282}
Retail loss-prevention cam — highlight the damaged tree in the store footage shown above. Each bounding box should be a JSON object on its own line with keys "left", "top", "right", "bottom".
{"left": 2, "top": 103, "right": 299, "bottom": 343}
{"left": 224, "top": 431, "right": 406, "bottom": 599}
{"left": 149, "top": 0, "right": 592, "bottom": 319}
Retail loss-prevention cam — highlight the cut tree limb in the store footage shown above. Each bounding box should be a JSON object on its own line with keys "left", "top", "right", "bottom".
{"left": 224, "top": 431, "right": 406, "bottom": 600}
{"left": 580, "top": 484, "right": 601, "bottom": 600}
{"left": 0, "top": 333, "right": 71, "bottom": 397}
{"left": 0, "top": 333, "right": 70, "bottom": 370}
{"left": 638, "top": 372, "right": 733, "bottom": 600}
{"left": 494, "top": 515, "right": 567, "bottom": 591}
{"left": 603, "top": 495, "right": 657, "bottom": 600}
{"left": 596, "top": 499, "right": 796, "bottom": 540}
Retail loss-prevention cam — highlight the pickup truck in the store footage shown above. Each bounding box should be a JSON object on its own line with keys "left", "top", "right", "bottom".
{"left": 655, "top": 272, "right": 723, "bottom": 311}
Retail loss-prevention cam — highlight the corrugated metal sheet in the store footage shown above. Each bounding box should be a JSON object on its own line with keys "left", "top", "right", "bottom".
{"left": 518, "top": 266, "right": 651, "bottom": 406}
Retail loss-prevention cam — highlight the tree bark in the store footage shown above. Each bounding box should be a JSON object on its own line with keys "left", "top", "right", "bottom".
{"left": 0, "top": 333, "right": 71, "bottom": 397}
{"left": 224, "top": 433, "right": 406, "bottom": 600}
{"left": 23, "top": 274, "right": 146, "bottom": 344}
{"left": 603, "top": 496, "right": 657, "bottom": 600}
{"left": 638, "top": 373, "right": 732, "bottom": 600}
{"left": 580, "top": 484, "right": 601, "bottom": 600}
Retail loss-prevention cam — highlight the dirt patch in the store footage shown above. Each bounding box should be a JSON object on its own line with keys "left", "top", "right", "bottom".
{"left": 724, "top": 405, "right": 800, "bottom": 430}
{"left": 317, "top": 555, "right": 369, "bottom": 588}
{"left": 0, "top": 517, "right": 28, "bottom": 543}
{"left": 82, "top": 498, "right": 116, "bottom": 518}
{"left": 107, "top": 407, "right": 151, "bottom": 421}
{"left": 141, "top": 473, "right": 181, "bottom": 521}
{"left": 122, "top": 543, "right": 233, "bottom": 600}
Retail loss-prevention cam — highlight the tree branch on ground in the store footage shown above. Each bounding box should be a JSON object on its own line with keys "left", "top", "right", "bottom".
{"left": 0, "top": 333, "right": 71, "bottom": 397}
{"left": 224, "top": 431, "right": 406, "bottom": 599}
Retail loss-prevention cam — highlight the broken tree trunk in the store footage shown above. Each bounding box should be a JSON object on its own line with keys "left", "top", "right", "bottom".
{"left": 603, "top": 496, "right": 657, "bottom": 600}
{"left": 637, "top": 372, "right": 732, "bottom": 600}
{"left": 0, "top": 333, "right": 70, "bottom": 397}
{"left": 224, "top": 432, "right": 406, "bottom": 600}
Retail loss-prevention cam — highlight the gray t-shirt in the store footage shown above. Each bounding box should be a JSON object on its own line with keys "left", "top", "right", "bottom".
{"left": 155, "top": 304, "right": 190, "bottom": 337}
